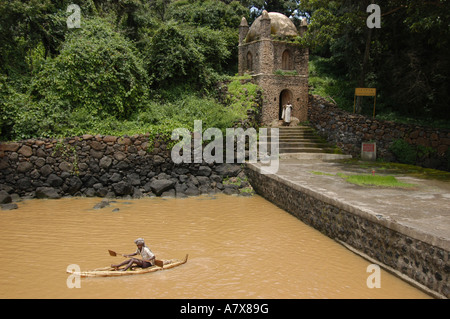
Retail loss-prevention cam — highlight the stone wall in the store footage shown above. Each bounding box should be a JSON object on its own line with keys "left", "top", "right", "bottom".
{"left": 254, "top": 74, "right": 308, "bottom": 124}
{"left": 308, "top": 95, "right": 450, "bottom": 170}
{"left": 245, "top": 165, "right": 449, "bottom": 298}
{"left": 0, "top": 134, "right": 252, "bottom": 202}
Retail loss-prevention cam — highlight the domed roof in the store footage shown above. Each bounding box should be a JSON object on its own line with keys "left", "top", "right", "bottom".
{"left": 246, "top": 12, "right": 298, "bottom": 43}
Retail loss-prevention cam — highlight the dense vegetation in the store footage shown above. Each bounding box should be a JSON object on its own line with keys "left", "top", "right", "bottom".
{"left": 0, "top": 0, "right": 254, "bottom": 140}
{"left": 299, "top": 0, "right": 450, "bottom": 127}
{"left": 1, "top": 0, "right": 449, "bottom": 141}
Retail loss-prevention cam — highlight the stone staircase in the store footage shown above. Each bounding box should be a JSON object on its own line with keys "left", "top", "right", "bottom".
{"left": 261, "top": 126, "right": 352, "bottom": 160}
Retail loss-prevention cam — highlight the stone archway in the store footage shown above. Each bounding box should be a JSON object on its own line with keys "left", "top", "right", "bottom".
{"left": 279, "top": 89, "right": 293, "bottom": 120}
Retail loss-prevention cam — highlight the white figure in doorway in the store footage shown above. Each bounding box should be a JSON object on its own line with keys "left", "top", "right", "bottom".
{"left": 282, "top": 101, "right": 292, "bottom": 126}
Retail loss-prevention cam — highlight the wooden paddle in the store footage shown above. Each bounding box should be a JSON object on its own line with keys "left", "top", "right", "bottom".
{"left": 108, "top": 250, "right": 164, "bottom": 268}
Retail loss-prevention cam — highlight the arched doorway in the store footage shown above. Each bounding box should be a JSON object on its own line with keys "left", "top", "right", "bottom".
{"left": 279, "top": 89, "right": 293, "bottom": 120}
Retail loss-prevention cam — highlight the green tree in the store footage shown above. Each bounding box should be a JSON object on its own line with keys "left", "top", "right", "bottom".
{"left": 298, "top": 0, "right": 450, "bottom": 120}
{"left": 142, "top": 20, "right": 231, "bottom": 93}
{"left": 9, "top": 17, "right": 150, "bottom": 138}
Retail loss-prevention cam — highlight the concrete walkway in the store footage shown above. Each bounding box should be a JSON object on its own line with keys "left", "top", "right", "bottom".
{"left": 251, "top": 157, "right": 450, "bottom": 252}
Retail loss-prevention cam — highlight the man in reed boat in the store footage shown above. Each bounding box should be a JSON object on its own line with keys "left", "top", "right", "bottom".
{"left": 111, "top": 238, "right": 156, "bottom": 271}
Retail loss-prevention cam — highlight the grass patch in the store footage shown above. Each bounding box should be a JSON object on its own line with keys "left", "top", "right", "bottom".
{"left": 339, "top": 159, "right": 450, "bottom": 182}
{"left": 310, "top": 171, "right": 335, "bottom": 176}
{"left": 310, "top": 170, "right": 416, "bottom": 188}
{"left": 336, "top": 173, "right": 416, "bottom": 188}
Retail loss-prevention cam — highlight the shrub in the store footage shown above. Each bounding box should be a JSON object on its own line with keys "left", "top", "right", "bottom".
{"left": 29, "top": 17, "right": 150, "bottom": 121}
{"left": 389, "top": 139, "right": 417, "bottom": 165}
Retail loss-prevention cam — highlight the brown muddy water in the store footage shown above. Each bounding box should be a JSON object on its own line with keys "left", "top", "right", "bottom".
{"left": 0, "top": 195, "right": 430, "bottom": 299}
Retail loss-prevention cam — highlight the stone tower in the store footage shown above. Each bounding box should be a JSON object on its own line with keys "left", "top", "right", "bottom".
{"left": 238, "top": 11, "right": 309, "bottom": 126}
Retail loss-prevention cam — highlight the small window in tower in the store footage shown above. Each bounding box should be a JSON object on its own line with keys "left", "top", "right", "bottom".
{"left": 247, "top": 51, "right": 253, "bottom": 72}
{"left": 282, "top": 50, "right": 293, "bottom": 70}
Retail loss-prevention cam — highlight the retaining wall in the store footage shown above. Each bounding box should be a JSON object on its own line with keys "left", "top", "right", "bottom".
{"left": 0, "top": 134, "right": 250, "bottom": 201}
{"left": 245, "top": 164, "right": 449, "bottom": 298}
{"left": 308, "top": 95, "right": 450, "bottom": 171}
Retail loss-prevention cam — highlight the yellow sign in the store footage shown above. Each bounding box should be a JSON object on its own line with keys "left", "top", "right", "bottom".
{"left": 353, "top": 88, "right": 377, "bottom": 118}
{"left": 355, "top": 88, "right": 376, "bottom": 96}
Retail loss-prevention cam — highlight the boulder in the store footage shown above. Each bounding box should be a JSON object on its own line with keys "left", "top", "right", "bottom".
{"left": 1, "top": 203, "right": 18, "bottom": 211}
{"left": 36, "top": 187, "right": 61, "bottom": 199}
{"left": 149, "top": 179, "right": 175, "bottom": 196}
{"left": 127, "top": 173, "right": 141, "bottom": 186}
{"left": 0, "top": 190, "right": 12, "bottom": 204}
{"left": 99, "top": 156, "right": 112, "bottom": 169}
{"left": 46, "top": 174, "right": 64, "bottom": 187}
{"left": 66, "top": 176, "right": 82, "bottom": 195}
{"left": 184, "top": 186, "right": 200, "bottom": 197}
{"left": 112, "top": 181, "right": 133, "bottom": 196}
{"left": 17, "top": 161, "right": 33, "bottom": 173}
{"left": 93, "top": 200, "right": 111, "bottom": 210}
{"left": 18, "top": 145, "right": 33, "bottom": 157}
{"left": 196, "top": 166, "right": 212, "bottom": 177}
{"left": 215, "top": 164, "right": 241, "bottom": 177}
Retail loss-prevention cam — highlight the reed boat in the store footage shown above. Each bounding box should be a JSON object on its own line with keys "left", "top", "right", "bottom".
{"left": 67, "top": 254, "right": 188, "bottom": 278}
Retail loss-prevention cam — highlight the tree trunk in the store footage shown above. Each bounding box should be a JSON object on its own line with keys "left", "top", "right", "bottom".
{"left": 356, "top": 0, "right": 374, "bottom": 114}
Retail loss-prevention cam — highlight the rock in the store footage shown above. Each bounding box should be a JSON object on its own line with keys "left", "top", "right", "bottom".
{"left": 114, "top": 151, "right": 126, "bottom": 161}
{"left": 197, "top": 176, "right": 210, "bottom": 186}
{"left": 161, "top": 189, "right": 176, "bottom": 198}
{"left": 112, "top": 182, "right": 133, "bottom": 196}
{"left": 59, "top": 162, "right": 73, "bottom": 172}
{"left": 184, "top": 186, "right": 200, "bottom": 196}
{"left": 17, "top": 161, "right": 33, "bottom": 173}
{"left": 223, "top": 187, "right": 239, "bottom": 195}
{"left": 269, "top": 119, "right": 284, "bottom": 127}
{"left": 210, "top": 174, "right": 222, "bottom": 183}
{"left": 196, "top": 166, "right": 212, "bottom": 177}
{"left": 157, "top": 172, "right": 171, "bottom": 180}
{"left": 0, "top": 142, "right": 20, "bottom": 152}
{"left": 288, "top": 117, "right": 300, "bottom": 127}
{"left": 132, "top": 187, "right": 143, "bottom": 198}
{"left": 0, "top": 190, "right": 12, "bottom": 204}
{"left": 40, "top": 164, "right": 53, "bottom": 177}
{"left": 127, "top": 173, "right": 141, "bottom": 186}
{"left": 110, "top": 173, "right": 122, "bottom": 183}
{"left": 18, "top": 145, "right": 33, "bottom": 157}
{"left": 99, "top": 156, "right": 112, "bottom": 169}
{"left": 142, "top": 181, "right": 153, "bottom": 193}
{"left": 175, "top": 183, "right": 188, "bottom": 194}
{"left": 16, "top": 177, "right": 32, "bottom": 191}
{"left": 149, "top": 179, "right": 175, "bottom": 196}
{"left": 103, "top": 136, "right": 117, "bottom": 144}
{"left": 112, "top": 208, "right": 120, "bottom": 212}
{"left": 0, "top": 159, "right": 9, "bottom": 170}
{"left": 36, "top": 187, "right": 61, "bottom": 199}
{"left": 46, "top": 174, "right": 64, "bottom": 187}
{"left": 174, "top": 167, "right": 190, "bottom": 175}
{"left": 84, "top": 188, "right": 96, "bottom": 197}
{"left": 153, "top": 155, "right": 165, "bottom": 165}
{"left": 93, "top": 200, "right": 111, "bottom": 210}
{"left": 215, "top": 164, "right": 241, "bottom": 177}
{"left": 1, "top": 203, "right": 18, "bottom": 210}
{"left": 95, "top": 188, "right": 109, "bottom": 198}
{"left": 66, "top": 176, "right": 82, "bottom": 195}
{"left": 88, "top": 148, "right": 103, "bottom": 159}
{"left": 91, "top": 141, "right": 106, "bottom": 151}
